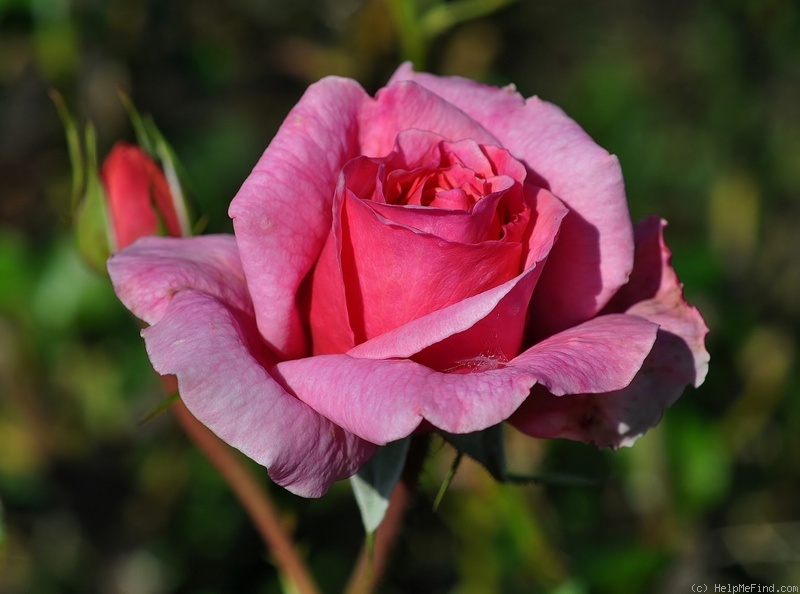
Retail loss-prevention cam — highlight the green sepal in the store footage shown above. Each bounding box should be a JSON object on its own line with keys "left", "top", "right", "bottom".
{"left": 420, "top": 0, "right": 515, "bottom": 39}
{"left": 118, "top": 91, "right": 156, "bottom": 156}
{"left": 74, "top": 123, "right": 113, "bottom": 272}
{"left": 349, "top": 437, "right": 410, "bottom": 534}
{"left": 49, "top": 89, "right": 84, "bottom": 211}
{"left": 119, "top": 90, "right": 194, "bottom": 237}
{"left": 433, "top": 450, "right": 463, "bottom": 511}
{"left": 145, "top": 120, "right": 193, "bottom": 237}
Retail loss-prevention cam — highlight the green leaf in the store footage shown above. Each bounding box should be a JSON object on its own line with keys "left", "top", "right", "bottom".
{"left": 349, "top": 437, "right": 410, "bottom": 534}
{"left": 0, "top": 499, "right": 6, "bottom": 550}
{"left": 440, "top": 423, "right": 507, "bottom": 480}
{"left": 441, "top": 425, "right": 596, "bottom": 487}
{"left": 506, "top": 472, "right": 598, "bottom": 487}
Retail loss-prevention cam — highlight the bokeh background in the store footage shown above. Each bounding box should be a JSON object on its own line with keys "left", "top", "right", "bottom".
{"left": 2, "top": 0, "right": 799, "bottom": 592}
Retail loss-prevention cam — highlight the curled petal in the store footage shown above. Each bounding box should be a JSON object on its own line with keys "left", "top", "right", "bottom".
{"left": 340, "top": 192, "right": 522, "bottom": 342}
{"left": 107, "top": 235, "right": 251, "bottom": 326}
{"left": 512, "top": 217, "right": 709, "bottom": 446}
{"left": 605, "top": 216, "right": 709, "bottom": 387}
{"left": 359, "top": 80, "right": 499, "bottom": 158}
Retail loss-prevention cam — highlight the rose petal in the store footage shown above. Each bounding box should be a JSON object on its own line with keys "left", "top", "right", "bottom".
{"left": 510, "top": 330, "right": 696, "bottom": 448}
{"left": 389, "top": 63, "right": 634, "bottom": 337}
{"left": 366, "top": 177, "right": 513, "bottom": 244}
{"left": 359, "top": 80, "right": 500, "bottom": 158}
{"left": 101, "top": 143, "right": 183, "bottom": 250}
{"left": 347, "top": 187, "right": 568, "bottom": 367}
{"left": 511, "top": 217, "right": 709, "bottom": 447}
{"left": 107, "top": 235, "right": 252, "bottom": 326}
{"left": 604, "top": 216, "right": 709, "bottom": 387}
{"left": 229, "top": 76, "right": 370, "bottom": 359}
{"left": 142, "top": 289, "right": 376, "bottom": 497}
{"left": 308, "top": 171, "right": 531, "bottom": 355}
{"left": 339, "top": 190, "right": 523, "bottom": 343}
{"left": 306, "top": 176, "right": 357, "bottom": 355}
{"left": 276, "top": 313, "right": 658, "bottom": 444}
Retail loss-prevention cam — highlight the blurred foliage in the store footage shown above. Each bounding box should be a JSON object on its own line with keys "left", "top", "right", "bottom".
{"left": 1, "top": 0, "right": 800, "bottom": 592}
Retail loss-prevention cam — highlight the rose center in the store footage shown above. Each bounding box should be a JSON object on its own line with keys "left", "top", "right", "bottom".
{"left": 384, "top": 162, "right": 488, "bottom": 211}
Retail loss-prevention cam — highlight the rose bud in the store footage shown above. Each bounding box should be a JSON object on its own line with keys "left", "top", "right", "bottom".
{"left": 101, "top": 142, "right": 186, "bottom": 251}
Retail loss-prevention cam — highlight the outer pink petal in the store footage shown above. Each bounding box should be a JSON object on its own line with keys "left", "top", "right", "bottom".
{"left": 511, "top": 217, "right": 709, "bottom": 447}
{"left": 276, "top": 314, "right": 658, "bottom": 444}
{"left": 388, "top": 63, "right": 634, "bottom": 337}
{"left": 142, "top": 290, "right": 376, "bottom": 497}
{"left": 604, "top": 216, "right": 709, "bottom": 387}
{"left": 107, "top": 235, "right": 252, "bottom": 325}
{"left": 359, "top": 80, "right": 500, "bottom": 158}
{"left": 229, "top": 77, "right": 370, "bottom": 359}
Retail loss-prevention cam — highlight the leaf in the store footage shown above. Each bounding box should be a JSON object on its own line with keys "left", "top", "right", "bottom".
{"left": 349, "top": 437, "right": 410, "bottom": 534}
{"left": 441, "top": 425, "right": 596, "bottom": 487}
{"left": 440, "top": 423, "right": 507, "bottom": 480}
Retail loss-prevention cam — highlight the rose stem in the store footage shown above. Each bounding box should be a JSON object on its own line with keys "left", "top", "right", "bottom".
{"left": 170, "top": 392, "right": 320, "bottom": 594}
{"left": 344, "top": 435, "right": 431, "bottom": 594}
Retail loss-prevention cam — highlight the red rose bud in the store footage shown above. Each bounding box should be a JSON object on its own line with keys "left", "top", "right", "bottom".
{"left": 101, "top": 142, "right": 185, "bottom": 251}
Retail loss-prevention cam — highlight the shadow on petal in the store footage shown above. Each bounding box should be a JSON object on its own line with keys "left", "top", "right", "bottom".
{"left": 511, "top": 327, "right": 697, "bottom": 448}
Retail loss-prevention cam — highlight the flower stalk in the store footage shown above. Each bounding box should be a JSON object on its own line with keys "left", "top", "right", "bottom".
{"left": 169, "top": 391, "right": 320, "bottom": 594}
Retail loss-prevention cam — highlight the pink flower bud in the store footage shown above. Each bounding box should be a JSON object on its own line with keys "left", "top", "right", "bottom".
{"left": 100, "top": 143, "right": 184, "bottom": 251}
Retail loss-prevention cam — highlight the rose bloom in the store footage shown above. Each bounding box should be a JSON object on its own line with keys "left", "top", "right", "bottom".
{"left": 109, "top": 64, "right": 709, "bottom": 497}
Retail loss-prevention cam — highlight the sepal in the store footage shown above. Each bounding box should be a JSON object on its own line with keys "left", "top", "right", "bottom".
{"left": 349, "top": 438, "right": 410, "bottom": 534}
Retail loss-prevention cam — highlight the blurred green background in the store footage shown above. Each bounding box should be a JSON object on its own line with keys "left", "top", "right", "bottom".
{"left": 1, "top": 0, "right": 799, "bottom": 592}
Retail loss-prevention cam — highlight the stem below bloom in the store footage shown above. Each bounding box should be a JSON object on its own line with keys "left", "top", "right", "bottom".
{"left": 171, "top": 395, "right": 320, "bottom": 594}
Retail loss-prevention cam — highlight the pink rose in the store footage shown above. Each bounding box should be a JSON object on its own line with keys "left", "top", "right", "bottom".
{"left": 101, "top": 143, "right": 184, "bottom": 250}
{"left": 108, "top": 64, "right": 709, "bottom": 497}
